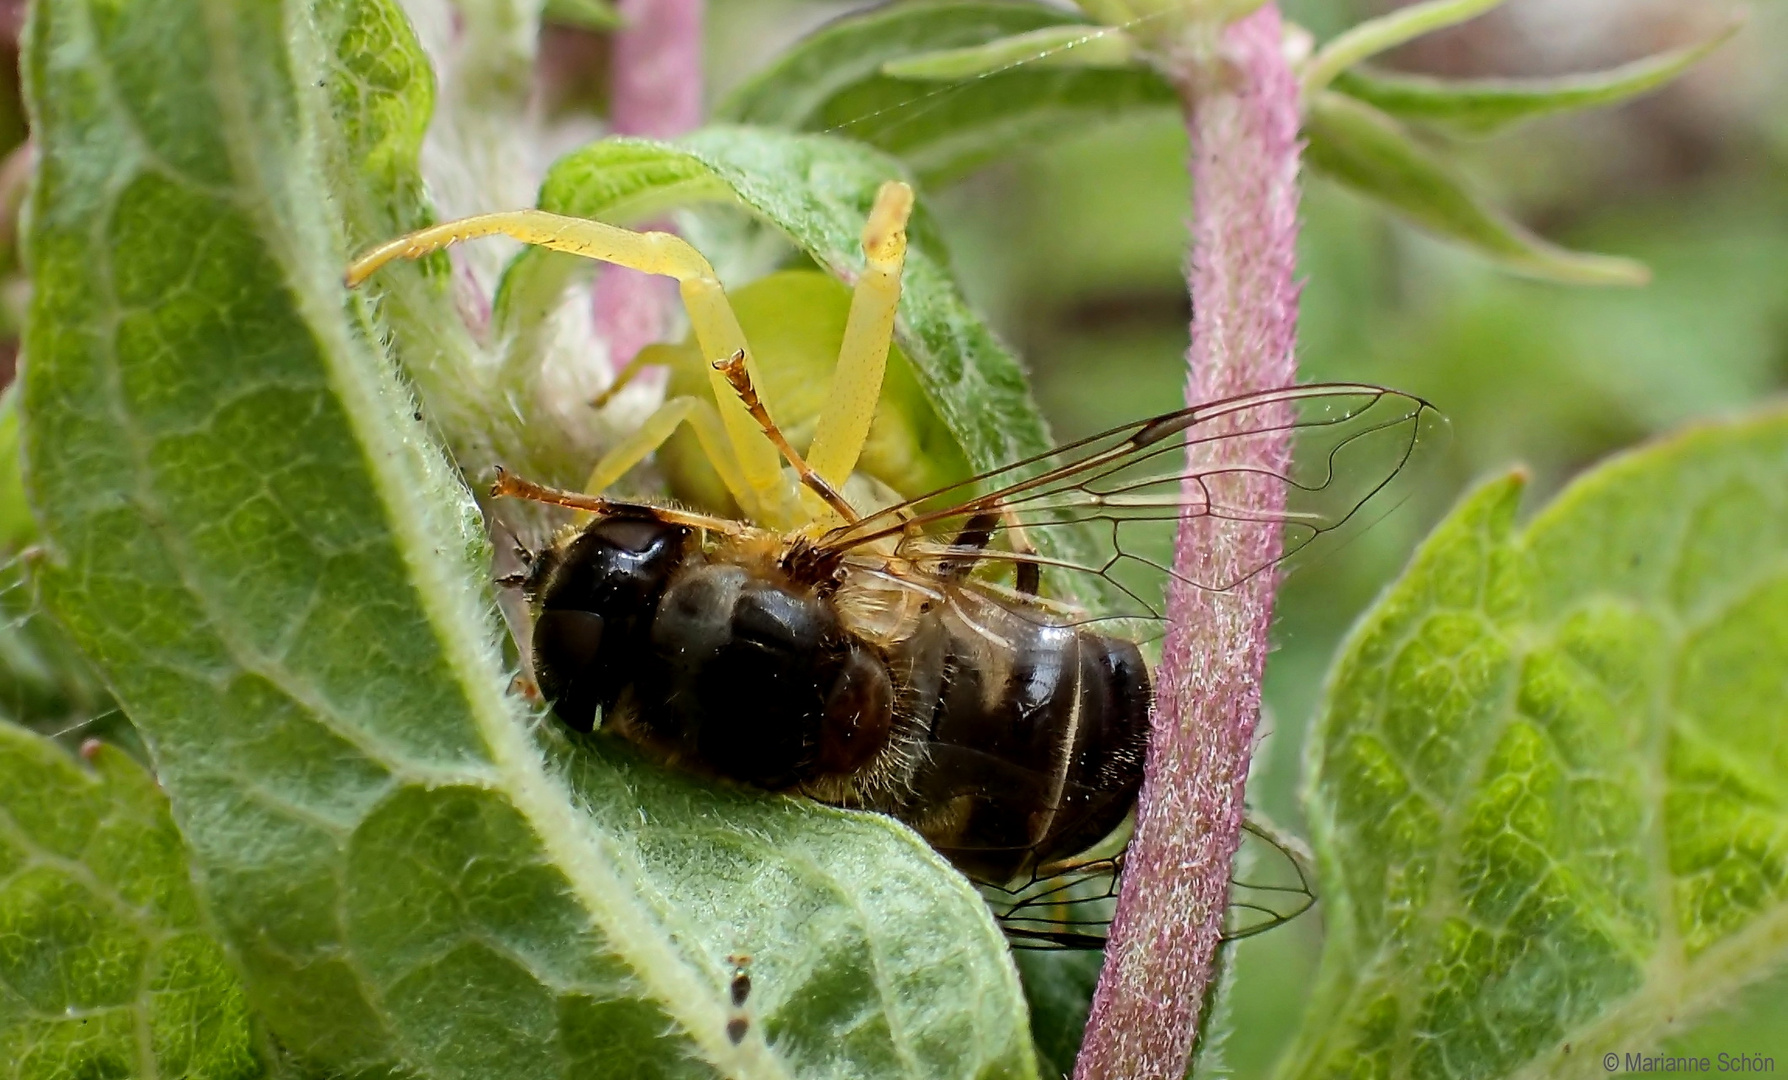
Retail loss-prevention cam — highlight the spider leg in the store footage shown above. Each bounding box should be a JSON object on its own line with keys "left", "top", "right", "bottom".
{"left": 805, "top": 181, "right": 913, "bottom": 490}
{"left": 345, "top": 210, "right": 790, "bottom": 523}
{"left": 589, "top": 346, "right": 663, "bottom": 410}
{"left": 579, "top": 396, "right": 751, "bottom": 521}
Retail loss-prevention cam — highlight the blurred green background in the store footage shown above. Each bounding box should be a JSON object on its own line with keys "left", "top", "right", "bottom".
{"left": 704, "top": 0, "right": 1788, "bottom": 1073}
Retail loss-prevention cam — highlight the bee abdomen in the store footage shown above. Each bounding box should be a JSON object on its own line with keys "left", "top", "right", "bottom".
{"left": 903, "top": 615, "right": 1151, "bottom": 884}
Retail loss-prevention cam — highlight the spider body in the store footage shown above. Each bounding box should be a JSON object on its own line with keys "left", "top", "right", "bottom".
{"left": 634, "top": 270, "right": 971, "bottom": 516}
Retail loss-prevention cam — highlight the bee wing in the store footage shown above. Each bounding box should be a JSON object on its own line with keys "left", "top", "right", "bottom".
{"left": 820, "top": 383, "right": 1444, "bottom": 625}
{"left": 1223, "top": 814, "right": 1320, "bottom": 942}
{"left": 986, "top": 817, "right": 1317, "bottom": 951}
{"left": 983, "top": 855, "right": 1124, "bottom": 951}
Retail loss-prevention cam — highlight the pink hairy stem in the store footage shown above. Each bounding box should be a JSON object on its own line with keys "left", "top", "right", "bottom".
{"left": 1074, "top": 6, "right": 1303, "bottom": 1079}
{"left": 590, "top": 0, "right": 704, "bottom": 370}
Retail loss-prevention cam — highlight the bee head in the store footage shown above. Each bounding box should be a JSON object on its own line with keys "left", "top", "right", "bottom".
{"left": 527, "top": 513, "right": 696, "bottom": 732}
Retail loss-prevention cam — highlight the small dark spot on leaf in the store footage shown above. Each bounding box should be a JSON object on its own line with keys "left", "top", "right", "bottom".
{"left": 726, "top": 1016, "right": 748, "bottom": 1045}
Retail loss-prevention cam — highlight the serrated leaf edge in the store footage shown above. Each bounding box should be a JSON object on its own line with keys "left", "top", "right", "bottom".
{"left": 1285, "top": 471, "right": 1528, "bottom": 1080}
{"left": 1295, "top": 410, "right": 1788, "bottom": 1079}
{"left": 1514, "top": 408, "right": 1788, "bottom": 1076}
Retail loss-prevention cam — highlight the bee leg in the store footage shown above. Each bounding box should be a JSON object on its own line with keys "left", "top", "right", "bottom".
{"left": 577, "top": 396, "right": 752, "bottom": 523}
{"left": 1001, "top": 507, "right": 1042, "bottom": 596}
{"left": 344, "top": 209, "right": 787, "bottom": 522}
{"left": 941, "top": 511, "right": 1000, "bottom": 579}
{"left": 939, "top": 507, "right": 1040, "bottom": 594}
{"left": 805, "top": 181, "right": 913, "bottom": 491}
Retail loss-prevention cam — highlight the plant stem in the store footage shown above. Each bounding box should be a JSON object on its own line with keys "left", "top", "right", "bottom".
{"left": 590, "top": 0, "right": 704, "bottom": 370}
{"left": 1074, "top": 6, "right": 1302, "bottom": 1078}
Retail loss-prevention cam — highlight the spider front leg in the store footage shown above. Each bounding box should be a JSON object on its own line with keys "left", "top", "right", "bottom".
{"left": 346, "top": 211, "right": 790, "bottom": 522}
{"left": 805, "top": 181, "right": 914, "bottom": 491}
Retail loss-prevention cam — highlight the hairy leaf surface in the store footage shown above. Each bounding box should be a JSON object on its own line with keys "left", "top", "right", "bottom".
{"left": 1287, "top": 411, "right": 1788, "bottom": 1079}
{"left": 0, "top": 722, "right": 259, "bottom": 1079}
{"left": 20, "top": 0, "right": 1037, "bottom": 1077}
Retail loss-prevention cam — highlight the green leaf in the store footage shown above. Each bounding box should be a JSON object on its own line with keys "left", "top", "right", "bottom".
{"left": 1287, "top": 410, "right": 1788, "bottom": 1079}
{"left": 879, "top": 24, "right": 1139, "bottom": 81}
{"left": 1300, "top": 0, "right": 1506, "bottom": 97}
{"left": 1304, "top": 91, "right": 1650, "bottom": 286}
{"left": 1015, "top": 951, "right": 1103, "bottom": 1079}
{"left": 716, "top": 1, "right": 1175, "bottom": 184}
{"left": 0, "top": 388, "right": 117, "bottom": 746}
{"left": 0, "top": 388, "right": 30, "bottom": 554}
{"left": 21, "top": 1, "right": 1037, "bottom": 1078}
{"left": 313, "top": 0, "right": 556, "bottom": 482}
{"left": 718, "top": 1, "right": 1641, "bottom": 289}
{"left": 0, "top": 722, "right": 260, "bottom": 1079}
{"left": 1330, "top": 24, "right": 1740, "bottom": 137}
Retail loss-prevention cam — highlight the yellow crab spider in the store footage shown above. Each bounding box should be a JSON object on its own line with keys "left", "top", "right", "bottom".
{"left": 345, "top": 182, "right": 917, "bottom": 533}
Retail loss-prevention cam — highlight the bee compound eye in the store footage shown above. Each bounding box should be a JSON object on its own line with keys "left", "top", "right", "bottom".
{"left": 530, "top": 609, "right": 606, "bottom": 733}
{"left": 817, "top": 647, "right": 895, "bottom": 776}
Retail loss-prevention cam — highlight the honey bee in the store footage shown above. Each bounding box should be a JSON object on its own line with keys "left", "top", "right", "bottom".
{"left": 348, "top": 181, "right": 1438, "bottom": 947}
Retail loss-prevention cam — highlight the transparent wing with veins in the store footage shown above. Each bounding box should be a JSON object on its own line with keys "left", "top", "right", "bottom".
{"left": 818, "top": 383, "right": 1445, "bottom": 627}
{"left": 987, "top": 817, "right": 1318, "bottom": 950}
